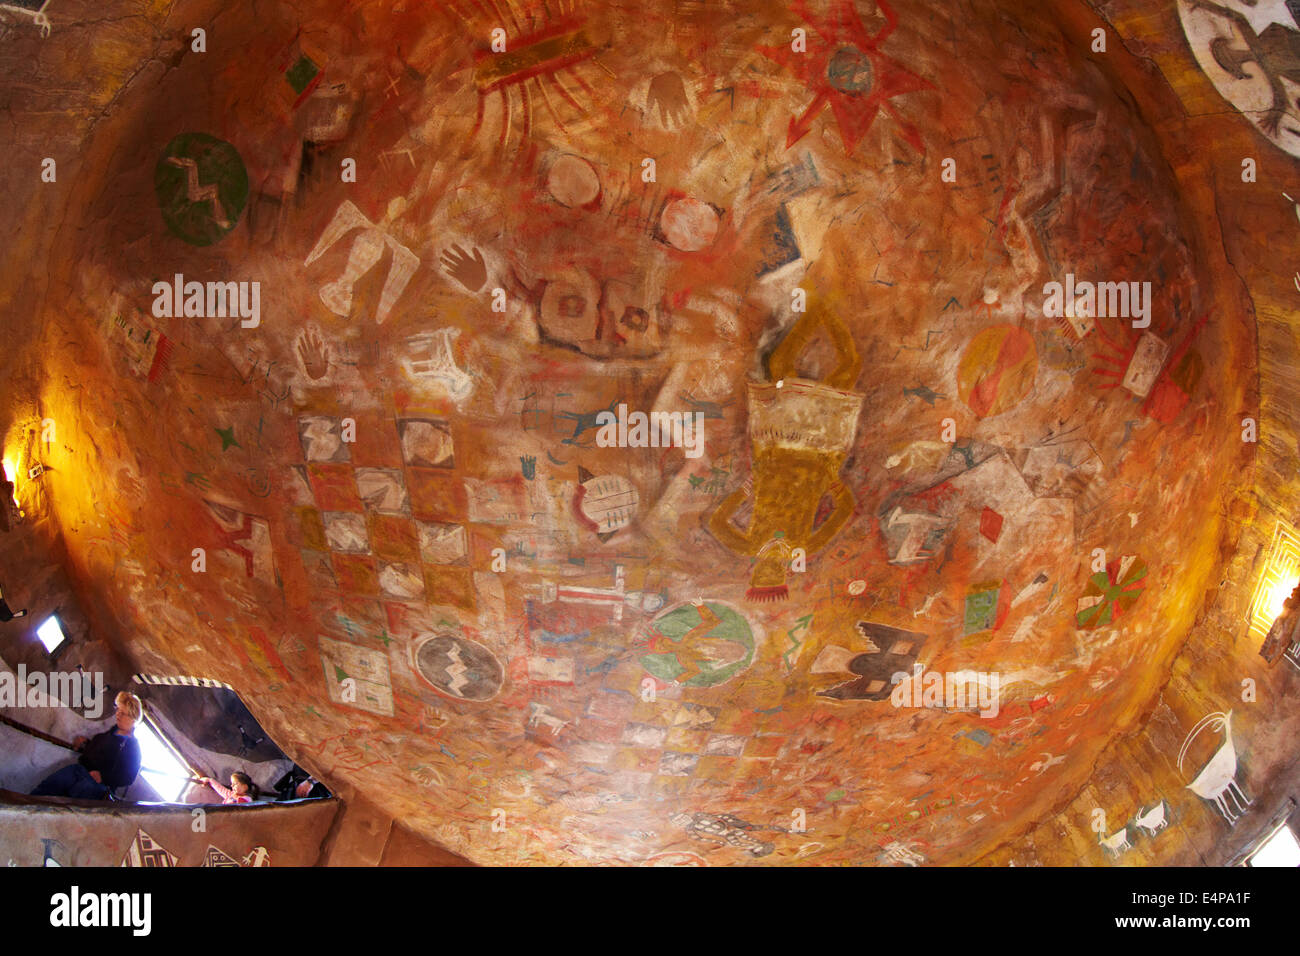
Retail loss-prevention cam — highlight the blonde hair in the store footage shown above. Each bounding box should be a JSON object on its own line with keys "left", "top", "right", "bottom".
{"left": 115, "top": 691, "right": 142, "bottom": 721}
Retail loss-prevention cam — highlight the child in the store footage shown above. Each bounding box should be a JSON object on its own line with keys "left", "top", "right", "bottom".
{"left": 198, "top": 771, "right": 257, "bottom": 805}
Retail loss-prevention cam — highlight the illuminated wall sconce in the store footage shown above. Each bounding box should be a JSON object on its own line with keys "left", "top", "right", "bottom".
{"left": 1250, "top": 520, "right": 1300, "bottom": 669}
{"left": 1248, "top": 520, "right": 1300, "bottom": 639}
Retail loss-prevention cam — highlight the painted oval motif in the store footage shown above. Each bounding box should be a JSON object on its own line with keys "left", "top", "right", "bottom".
{"left": 640, "top": 601, "right": 755, "bottom": 688}
{"left": 154, "top": 133, "right": 249, "bottom": 246}
{"left": 414, "top": 633, "right": 505, "bottom": 702}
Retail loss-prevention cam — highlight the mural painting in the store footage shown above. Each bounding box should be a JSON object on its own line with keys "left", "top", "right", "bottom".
{"left": 0, "top": 0, "right": 1280, "bottom": 870}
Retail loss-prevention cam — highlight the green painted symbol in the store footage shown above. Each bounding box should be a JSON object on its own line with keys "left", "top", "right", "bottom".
{"left": 154, "top": 133, "right": 249, "bottom": 246}
{"left": 285, "top": 56, "right": 320, "bottom": 96}
{"left": 963, "top": 584, "right": 1000, "bottom": 634}
{"left": 640, "top": 602, "right": 755, "bottom": 688}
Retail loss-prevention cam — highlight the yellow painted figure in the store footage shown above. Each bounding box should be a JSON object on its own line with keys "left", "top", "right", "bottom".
{"left": 708, "top": 296, "right": 864, "bottom": 601}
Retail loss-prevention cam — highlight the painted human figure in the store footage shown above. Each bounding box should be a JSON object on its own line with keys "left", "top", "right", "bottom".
{"left": 707, "top": 294, "right": 864, "bottom": 600}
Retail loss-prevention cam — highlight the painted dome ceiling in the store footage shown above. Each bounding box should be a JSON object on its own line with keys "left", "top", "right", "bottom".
{"left": 4, "top": 0, "right": 1297, "bottom": 866}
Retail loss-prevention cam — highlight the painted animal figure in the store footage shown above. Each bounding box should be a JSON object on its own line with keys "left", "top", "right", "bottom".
{"left": 671, "top": 812, "right": 774, "bottom": 857}
{"left": 882, "top": 841, "right": 926, "bottom": 866}
{"left": 1134, "top": 800, "right": 1169, "bottom": 836}
{"left": 1100, "top": 827, "right": 1132, "bottom": 857}
{"left": 0, "top": 0, "right": 52, "bottom": 37}
{"left": 1179, "top": 711, "right": 1253, "bottom": 824}
{"left": 557, "top": 399, "right": 620, "bottom": 445}
{"left": 1195, "top": 1, "right": 1300, "bottom": 136}
{"left": 526, "top": 702, "right": 569, "bottom": 736}
{"left": 679, "top": 392, "right": 734, "bottom": 419}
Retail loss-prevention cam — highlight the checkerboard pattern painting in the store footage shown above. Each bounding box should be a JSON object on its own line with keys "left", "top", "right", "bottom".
{"left": 565, "top": 691, "right": 788, "bottom": 795}
{"left": 291, "top": 414, "right": 475, "bottom": 611}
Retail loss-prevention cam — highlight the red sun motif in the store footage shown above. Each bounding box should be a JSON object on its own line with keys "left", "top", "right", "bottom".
{"left": 762, "top": 0, "right": 933, "bottom": 155}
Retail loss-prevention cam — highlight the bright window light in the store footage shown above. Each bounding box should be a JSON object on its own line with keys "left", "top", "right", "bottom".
{"left": 1248, "top": 824, "right": 1300, "bottom": 867}
{"left": 36, "top": 616, "right": 66, "bottom": 654}
{"left": 134, "top": 716, "right": 192, "bottom": 802}
{"left": 1249, "top": 521, "right": 1300, "bottom": 637}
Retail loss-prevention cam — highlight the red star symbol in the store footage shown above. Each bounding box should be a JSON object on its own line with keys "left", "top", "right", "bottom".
{"left": 763, "top": 0, "right": 933, "bottom": 155}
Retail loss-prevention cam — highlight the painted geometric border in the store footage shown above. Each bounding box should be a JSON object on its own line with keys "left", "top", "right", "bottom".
{"left": 133, "top": 673, "right": 233, "bottom": 689}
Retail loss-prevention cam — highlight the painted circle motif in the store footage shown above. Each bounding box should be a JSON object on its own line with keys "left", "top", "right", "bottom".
{"left": 154, "top": 133, "right": 249, "bottom": 246}
{"left": 1075, "top": 554, "right": 1147, "bottom": 629}
{"left": 660, "top": 197, "right": 720, "bottom": 251}
{"left": 827, "top": 45, "right": 874, "bottom": 93}
{"left": 414, "top": 633, "right": 504, "bottom": 701}
{"left": 957, "top": 324, "right": 1038, "bottom": 418}
{"left": 1176, "top": 1, "right": 1300, "bottom": 159}
{"left": 640, "top": 601, "right": 755, "bottom": 687}
{"left": 546, "top": 154, "right": 601, "bottom": 207}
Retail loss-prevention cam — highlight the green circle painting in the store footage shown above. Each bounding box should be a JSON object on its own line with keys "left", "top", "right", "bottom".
{"left": 154, "top": 133, "right": 249, "bottom": 246}
{"left": 640, "top": 601, "right": 756, "bottom": 688}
